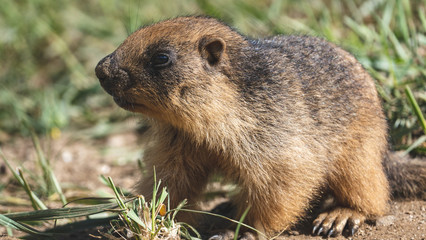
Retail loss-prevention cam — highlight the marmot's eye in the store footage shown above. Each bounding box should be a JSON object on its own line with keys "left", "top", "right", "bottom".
{"left": 151, "top": 53, "right": 171, "bottom": 68}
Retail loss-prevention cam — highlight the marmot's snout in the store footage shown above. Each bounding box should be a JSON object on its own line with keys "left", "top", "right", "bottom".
{"left": 95, "top": 53, "right": 131, "bottom": 97}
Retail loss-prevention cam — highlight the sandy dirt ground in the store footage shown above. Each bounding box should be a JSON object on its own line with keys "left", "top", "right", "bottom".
{"left": 0, "top": 127, "right": 424, "bottom": 239}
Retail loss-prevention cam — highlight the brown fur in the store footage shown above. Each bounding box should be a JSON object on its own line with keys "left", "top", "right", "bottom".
{"left": 96, "top": 16, "right": 391, "bottom": 237}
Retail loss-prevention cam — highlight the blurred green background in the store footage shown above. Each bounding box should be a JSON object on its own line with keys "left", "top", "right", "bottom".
{"left": 0, "top": 0, "right": 425, "bottom": 153}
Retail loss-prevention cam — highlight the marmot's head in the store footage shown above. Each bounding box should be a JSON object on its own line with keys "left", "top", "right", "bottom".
{"left": 95, "top": 17, "right": 247, "bottom": 126}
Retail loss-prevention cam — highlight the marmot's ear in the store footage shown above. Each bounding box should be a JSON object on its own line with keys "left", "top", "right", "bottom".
{"left": 198, "top": 37, "right": 226, "bottom": 65}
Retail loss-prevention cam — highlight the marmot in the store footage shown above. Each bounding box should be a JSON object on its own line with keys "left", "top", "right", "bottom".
{"left": 95, "top": 16, "right": 391, "bottom": 238}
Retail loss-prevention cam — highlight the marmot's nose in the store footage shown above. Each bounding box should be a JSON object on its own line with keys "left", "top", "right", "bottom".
{"left": 95, "top": 53, "right": 114, "bottom": 83}
{"left": 95, "top": 53, "right": 131, "bottom": 96}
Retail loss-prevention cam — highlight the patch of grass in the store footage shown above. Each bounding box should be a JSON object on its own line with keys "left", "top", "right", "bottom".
{"left": 1, "top": 131, "right": 65, "bottom": 211}
{"left": 0, "top": 150, "right": 200, "bottom": 239}
{"left": 102, "top": 176, "right": 199, "bottom": 240}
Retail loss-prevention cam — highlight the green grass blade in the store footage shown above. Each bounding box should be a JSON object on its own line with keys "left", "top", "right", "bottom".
{"left": 127, "top": 208, "right": 146, "bottom": 228}
{"left": 107, "top": 177, "right": 137, "bottom": 234}
{"left": 396, "top": 0, "right": 410, "bottom": 46}
{"left": 0, "top": 150, "right": 22, "bottom": 185}
{"left": 405, "top": 86, "right": 426, "bottom": 135}
{"left": 49, "top": 168, "right": 67, "bottom": 205}
{"left": 171, "top": 199, "right": 187, "bottom": 221}
{"left": 6, "top": 226, "right": 13, "bottom": 236}
{"left": 30, "top": 131, "right": 67, "bottom": 205}
{"left": 233, "top": 206, "right": 250, "bottom": 240}
{"left": 18, "top": 168, "right": 47, "bottom": 210}
{"left": 106, "top": 177, "right": 126, "bottom": 209}
{"left": 378, "top": 16, "right": 410, "bottom": 61}
{"left": 0, "top": 213, "right": 53, "bottom": 237}
{"left": 152, "top": 166, "right": 157, "bottom": 235}
{"left": 419, "top": 7, "right": 426, "bottom": 32}
{"left": 344, "top": 16, "right": 377, "bottom": 42}
{"left": 157, "top": 187, "right": 168, "bottom": 208}
{"left": 29, "top": 131, "right": 51, "bottom": 189}
{"left": 4, "top": 202, "right": 122, "bottom": 221}
{"left": 0, "top": 149, "right": 47, "bottom": 210}
{"left": 403, "top": 135, "right": 426, "bottom": 155}
{"left": 381, "top": 0, "right": 395, "bottom": 30}
{"left": 178, "top": 222, "right": 201, "bottom": 240}
{"left": 64, "top": 197, "right": 115, "bottom": 206}
{"left": 100, "top": 175, "right": 131, "bottom": 197}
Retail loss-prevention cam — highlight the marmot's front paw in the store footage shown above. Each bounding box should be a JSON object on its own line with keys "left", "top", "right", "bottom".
{"left": 312, "top": 207, "right": 366, "bottom": 237}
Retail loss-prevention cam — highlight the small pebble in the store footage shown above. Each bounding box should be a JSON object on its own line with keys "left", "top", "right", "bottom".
{"left": 100, "top": 164, "right": 111, "bottom": 174}
{"left": 61, "top": 151, "right": 73, "bottom": 163}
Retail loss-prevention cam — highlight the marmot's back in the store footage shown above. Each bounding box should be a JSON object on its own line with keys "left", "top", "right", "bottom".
{"left": 254, "top": 35, "right": 383, "bottom": 127}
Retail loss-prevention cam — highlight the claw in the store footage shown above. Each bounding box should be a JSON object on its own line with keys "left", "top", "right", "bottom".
{"left": 208, "top": 230, "right": 235, "bottom": 240}
{"left": 350, "top": 225, "right": 359, "bottom": 236}
{"left": 208, "top": 235, "right": 223, "bottom": 240}
{"left": 327, "top": 229, "right": 334, "bottom": 237}
{"left": 317, "top": 227, "right": 324, "bottom": 235}
{"left": 312, "top": 225, "right": 319, "bottom": 235}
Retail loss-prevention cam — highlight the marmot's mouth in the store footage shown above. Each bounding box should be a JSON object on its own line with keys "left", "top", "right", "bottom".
{"left": 113, "top": 97, "right": 145, "bottom": 112}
